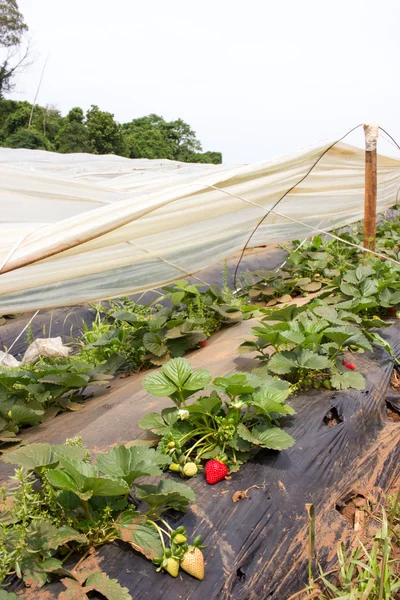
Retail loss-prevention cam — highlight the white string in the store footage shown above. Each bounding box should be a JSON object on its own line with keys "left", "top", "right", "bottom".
{"left": 6, "top": 310, "right": 40, "bottom": 355}
{"left": 201, "top": 184, "right": 400, "bottom": 268}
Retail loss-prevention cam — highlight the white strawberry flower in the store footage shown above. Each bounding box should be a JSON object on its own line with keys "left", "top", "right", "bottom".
{"left": 178, "top": 409, "right": 190, "bottom": 420}
{"left": 230, "top": 400, "right": 244, "bottom": 409}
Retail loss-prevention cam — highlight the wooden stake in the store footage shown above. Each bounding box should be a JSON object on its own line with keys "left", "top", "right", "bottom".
{"left": 363, "top": 123, "right": 378, "bottom": 250}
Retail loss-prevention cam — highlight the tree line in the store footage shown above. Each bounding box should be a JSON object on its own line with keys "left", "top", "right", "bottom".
{"left": 0, "top": 101, "right": 222, "bottom": 162}
{"left": 0, "top": 1, "right": 222, "bottom": 163}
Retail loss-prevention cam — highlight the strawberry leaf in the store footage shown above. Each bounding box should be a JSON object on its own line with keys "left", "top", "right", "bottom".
{"left": 96, "top": 444, "right": 170, "bottom": 485}
{"left": 330, "top": 371, "right": 366, "bottom": 390}
{"left": 84, "top": 572, "right": 132, "bottom": 599}
{"left": 162, "top": 357, "right": 192, "bottom": 386}
{"left": 135, "top": 479, "right": 196, "bottom": 513}
{"left": 114, "top": 512, "right": 163, "bottom": 561}
{"left": 142, "top": 372, "right": 177, "bottom": 397}
{"left": 143, "top": 332, "right": 168, "bottom": 357}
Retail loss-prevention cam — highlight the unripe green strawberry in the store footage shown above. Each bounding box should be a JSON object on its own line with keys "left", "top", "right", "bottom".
{"left": 169, "top": 463, "right": 181, "bottom": 473}
{"left": 168, "top": 441, "right": 176, "bottom": 448}
{"left": 182, "top": 462, "right": 198, "bottom": 477}
{"left": 180, "top": 547, "right": 204, "bottom": 580}
{"left": 174, "top": 533, "right": 187, "bottom": 544}
{"left": 165, "top": 557, "right": 179, "bottom": 577}
{"left": 322, "top": 379, "right": 332, "bottom": 390}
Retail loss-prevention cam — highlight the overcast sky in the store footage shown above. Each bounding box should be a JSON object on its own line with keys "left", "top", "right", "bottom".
{"left": 8, "top": 0, "right": 400, "bottom": 164}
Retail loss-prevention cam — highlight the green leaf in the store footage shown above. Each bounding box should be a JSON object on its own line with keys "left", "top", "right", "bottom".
{"left": 2, "top": 442, "right": 55, "bottom": 470}
{"left": 323, "top": 326, "right": 358, "bottom": 346}
{"left": 249, "top": 390, "right": 294, "bottom": 416}
{"left": 330, "top": 371, "right": 366, "bottom": 390}
{"left": 84, "top": 476, "right": 131, "bottom": 498}
{"left": 46, "top": 458, "right": 131, "bottom": 500}
{"left": 142, "top": 371, "right": 177, "bottom": 397}
{"left": 6, "top": 403, "right": 43, "bottom": 426}
{"left": 84, "top": 572, "right": 132, "bottom": 600}
{"left": 143, "top": 332, "right": 168, "bottom": 357}
{"left": 295, "top": 350, "right": 332, "bottom": 370}
{"left": 299, "top": 281, "right": 322, "bottom": 292}
{"left": 312, "top": 305, "right": 338, "bottom": 322}
{"left": 26, "top": 519, "right": 87, "bottom": 552}
{"left": 138, "top": 411, "right": 171, "bottom": 434}
{"left": 170, "top": 291, "right": 186, "bottom": 305}
{"left": 110, "top": 310, "right": 138, "bottom": 324}
{"left": 187, "top": 395, "right": 222, "bottom": 415}
{"left": 340, "top": 282, "right": 360, "bottom": 298}
{"left": 360, "top": 278, "right": 378, "bottom": 297}
{"left": 135, "top": 478, "right": 196, "bottom": 512}
{"left": 251, "top": 424, "right": 295, "bottom": 449}
{"left": 38, "top": 373, "right": 90, "bottom": 387}
{"left": 53, "top": 444, "right": 89, "bottom": 463}
{"left": 267, "top": 352, "right": 297, "bottom": 374}
{"left": 183, "top": 368, "right": 212, "bottom": 391}
{"left": 161, "top": 357, "right": 192, "bottom": 387}
{"left": 237, "top": 423, "right": 294, "bottom": 450}
{"left": 0, "top": 591, "right": 19, "bottom": 599}
{"left": 160, "top": 406, "right": 179, "bottom": 427}
{"left": 46, "top": 469, "right": 81, "bottom": 495}
{"left": 96, "top": 445, "right": 170, "bottom": 485}
{"left": 165, "top": 336, "right": 190, "bottom": 357}
{"left": 213, "top": 373, "right": 255, "bottom": 397}
{"left": 343, "top": 266, "right": 375, "bottom": 283}
{"left": 262, "top": 304, "right": 304, "bottom": 322}
{"left": 114, "top": 509, "right": 163, "bottom": 561}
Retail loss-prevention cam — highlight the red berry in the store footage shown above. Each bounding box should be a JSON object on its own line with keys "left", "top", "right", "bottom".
{"left": 387, "top": 307, "right": 397, "bottom": 314}
{"left": 199, "top": 340, "right": 207, "bottom": 348}
{"left": 204, "top": 460, "right": 228, "bottom": 484}
{"left": 343, "top": 361, "right": 356, "bottom": 371}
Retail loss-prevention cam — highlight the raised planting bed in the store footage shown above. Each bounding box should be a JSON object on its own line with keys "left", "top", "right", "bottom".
{"left": 1, "top": 315, "right": 399, "bottom": 600}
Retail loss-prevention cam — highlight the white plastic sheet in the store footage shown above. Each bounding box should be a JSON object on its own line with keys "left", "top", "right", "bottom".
{"left": 0, "top": 141, "right": 399, "bottom": 314}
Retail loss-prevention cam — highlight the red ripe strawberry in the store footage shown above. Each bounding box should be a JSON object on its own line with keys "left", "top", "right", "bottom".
{"left": 204, "top": 460, "right": 228, "bottom": 484}
{"left": 199, "top": 340, "right": 207, "bottom": 348}
{"left": 387, "top": 307, "right": 397, "bottom": 314}
{"left": 343, "top": 361, "right": 356, "bottom": 371}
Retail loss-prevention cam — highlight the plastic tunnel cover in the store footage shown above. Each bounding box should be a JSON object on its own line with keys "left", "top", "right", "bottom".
{"left": 0, "top": 141, "right": 400, "bottom": 313}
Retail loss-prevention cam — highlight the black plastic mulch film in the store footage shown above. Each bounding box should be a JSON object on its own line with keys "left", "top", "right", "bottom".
{"left": 3, "top": 321, "right": 398, "bottom": 600}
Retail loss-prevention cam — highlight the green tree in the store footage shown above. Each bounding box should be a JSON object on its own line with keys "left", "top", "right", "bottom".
{"left": 0, "top": 0, "right": 29, "bottom": 98}
{"left": 3, "top": 101, "right": 30, "bottom": 134}
{"left": 67, "top": 106, "right": 85, "bottom": 123}
{"left": 0, "top": 0, "right": 27, "bottom": 46}
{"left": 122, "top": 115, "right": 173, "bottom": 159}
{"left": 121, "top": 114, "right": 222, "bottom": 163}
{"left": 31, "top": 104, "right": 64, "bottom": 144}
{"left": 164, "top": 118, "right": 202, "bottom": 160}
{"left": 5, "top": 127, "right": 52, "bottom": 150}
{"left": 55, "top": 121, "right": 91, "bottom": 154}
{"left": 86, "top": 105, "right": 127, "bottom": 155}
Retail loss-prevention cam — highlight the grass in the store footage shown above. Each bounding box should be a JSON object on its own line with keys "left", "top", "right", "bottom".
{"left": 288, "top": 489, "right": 400, "bottom": 600}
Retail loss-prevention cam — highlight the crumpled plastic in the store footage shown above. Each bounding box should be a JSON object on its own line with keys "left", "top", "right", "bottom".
{"left": 21, "top": 337, "right": 71, "bottom": 365}
{"left": 0, "top": 351, "right": 20, "bottom": 367}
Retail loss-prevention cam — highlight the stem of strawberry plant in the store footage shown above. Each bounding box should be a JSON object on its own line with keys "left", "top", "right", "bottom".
{"left": 158, "top": 518, "right": 173, "bottom": 533}
{"left": 179, "top": 428, "right": 209, "bottom": 446}
{"left": 147, "top": 519, "right": 168, "bottom": 552}
{"left": 184, "top": 432, "right": 215, "bottom": 458}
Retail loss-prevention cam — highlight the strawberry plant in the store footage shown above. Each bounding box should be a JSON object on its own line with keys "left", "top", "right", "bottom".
{"left": 0, "top": 437, "right": 204, "bottom": 592}
{"left": 0, "top": 356, "right": 121, "bottom": 446}
{"left": 240, "top": 302, "right": 378, "bottom": 390}
{"left": 140, "top": 358, "right": 295, "bottom": 474}
{"left": 76, "top": 281, "right": 244, "bottom": 370}
{"left": 333, "top": 261, "right": 400, "bottom": 316}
